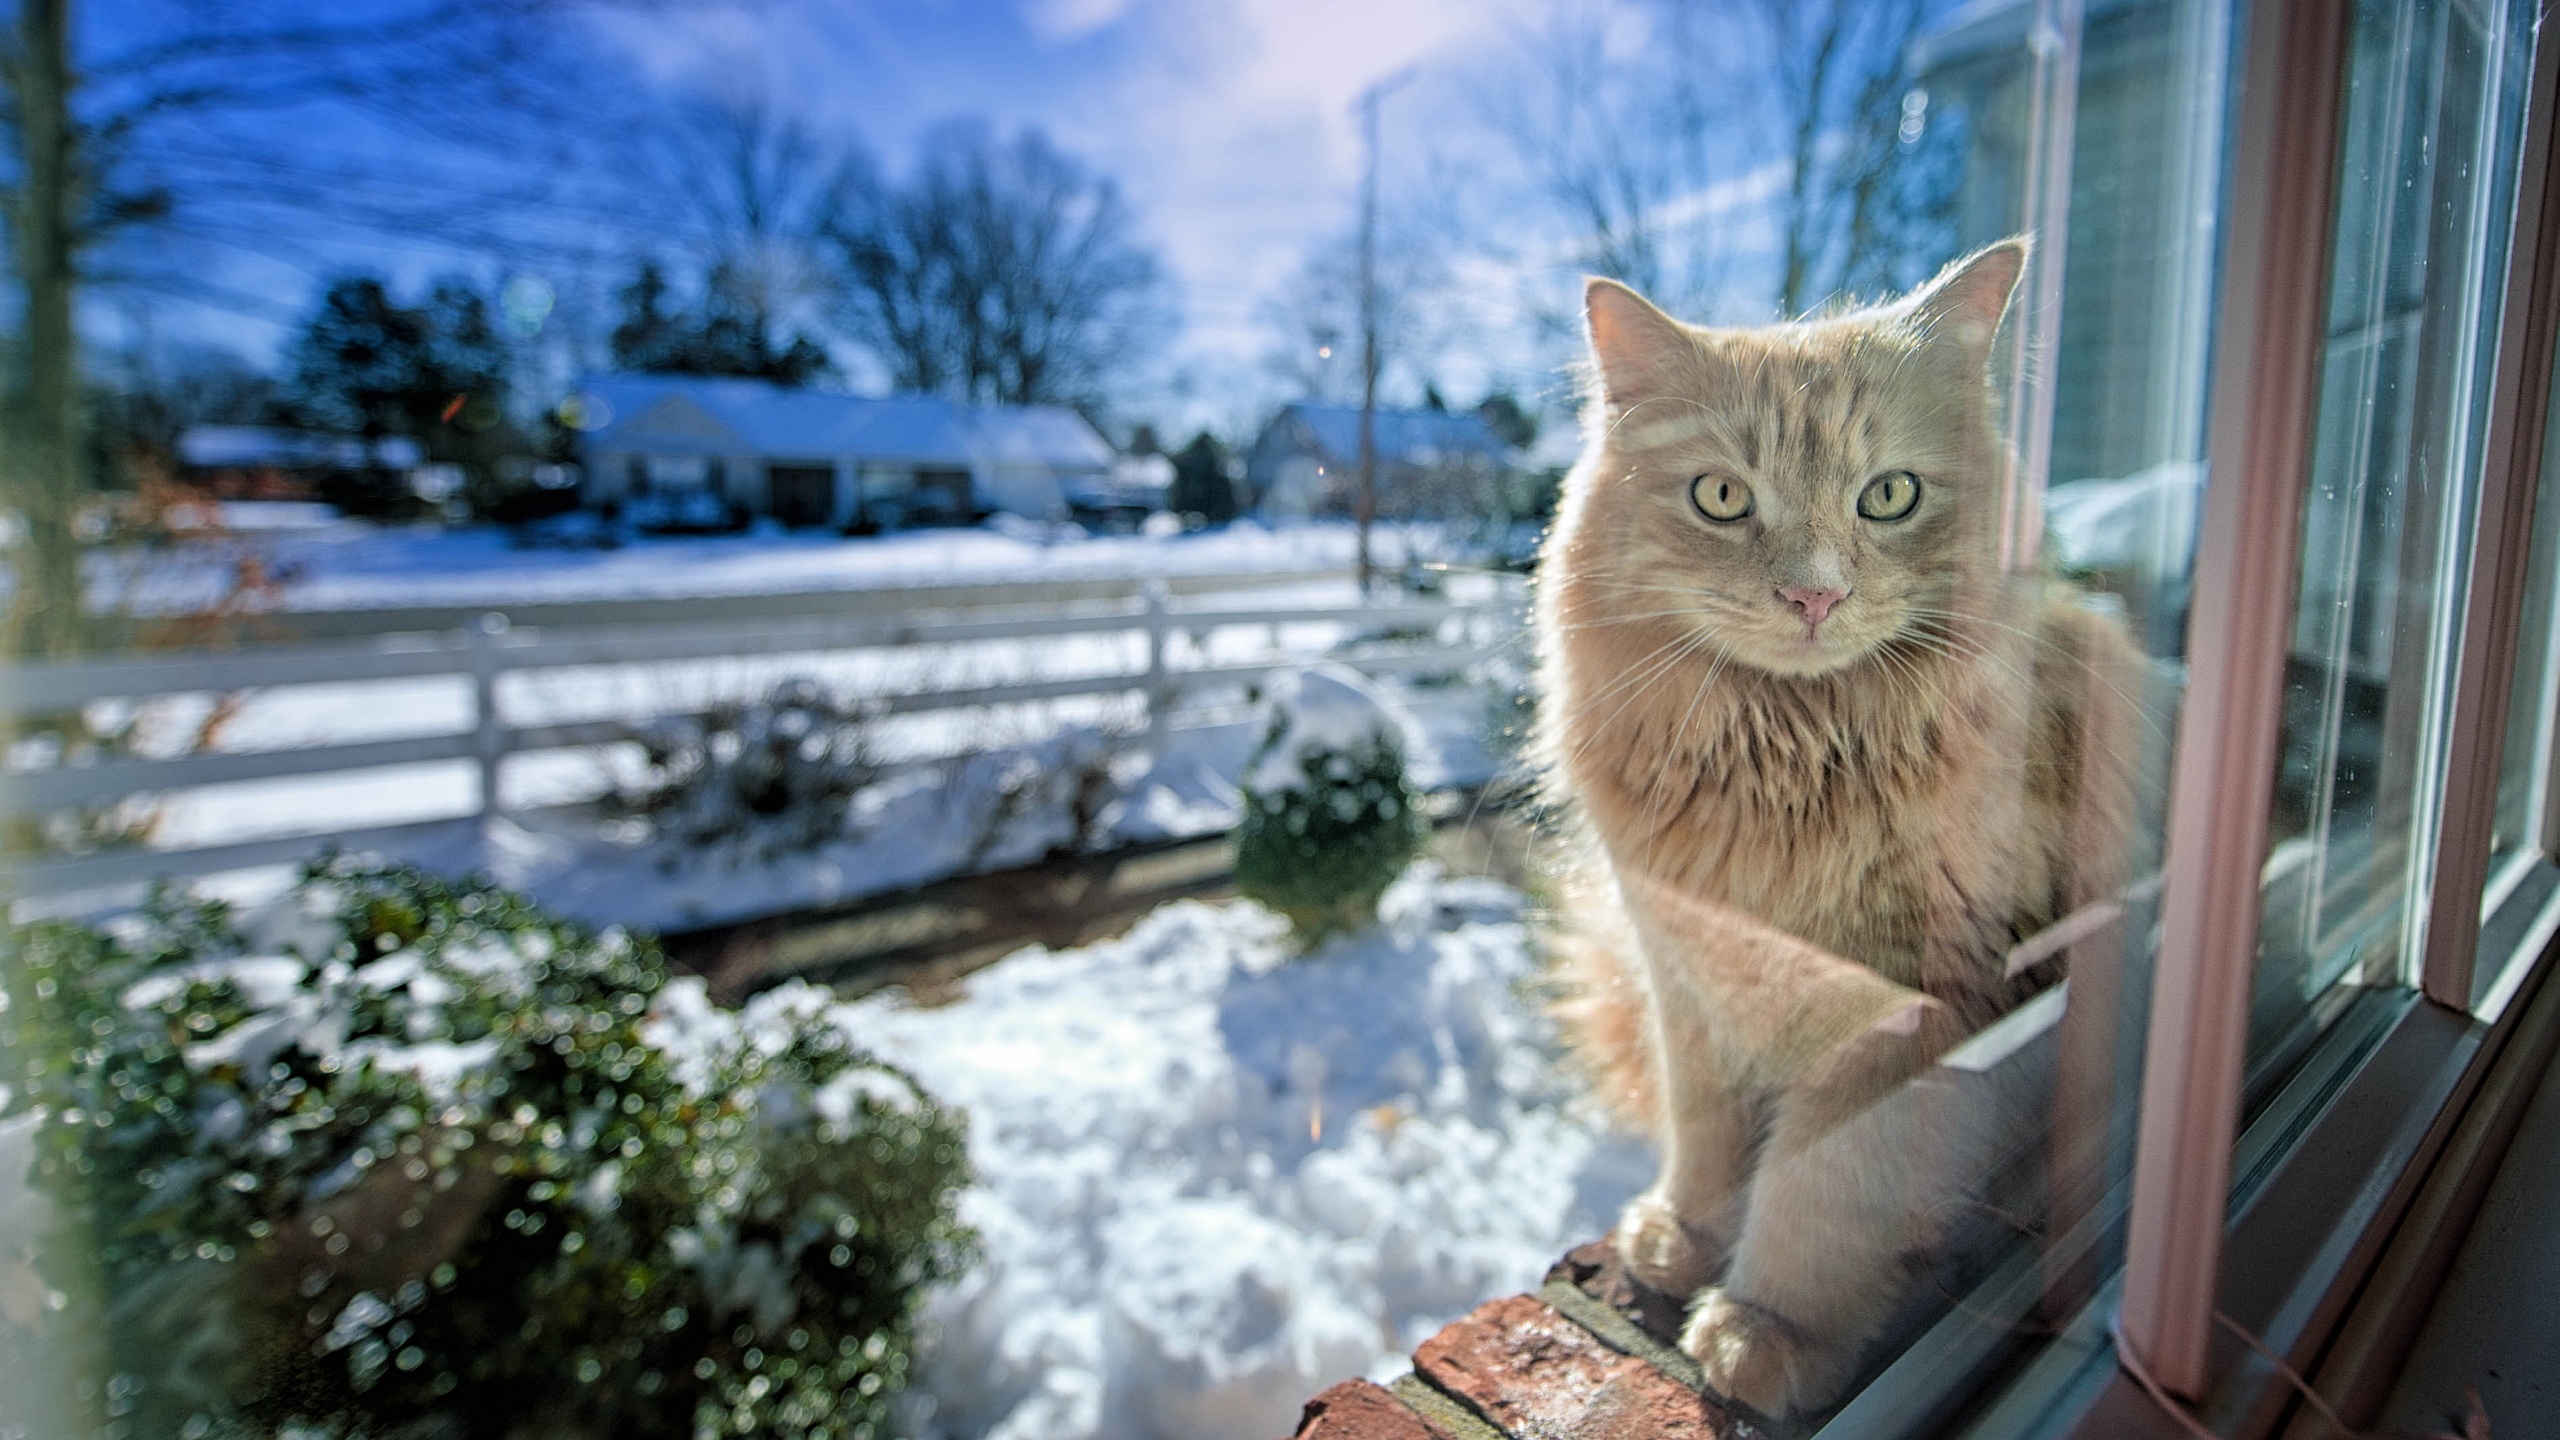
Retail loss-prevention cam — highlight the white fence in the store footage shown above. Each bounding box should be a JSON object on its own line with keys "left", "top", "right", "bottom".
{"left": 1, "top": 569, "right": 1520, "bottom": 896}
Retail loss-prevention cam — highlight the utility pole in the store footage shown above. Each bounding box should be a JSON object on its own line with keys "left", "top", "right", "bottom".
{"left": 1353, "top": 67, "right": 1414, "bottom": 596}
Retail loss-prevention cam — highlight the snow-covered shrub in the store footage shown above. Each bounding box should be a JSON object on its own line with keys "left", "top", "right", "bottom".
{"left": 617, "top": 679, "right": 882, "bottom": 862}
{"left": 0, "top": 857, "right": 973, "bottom": 1440}
{"left": 957, "top": 722, "right": 1133, "bottom": 865}
{"left": 1233, "top": 666, "right": 1429, "bottom": 947}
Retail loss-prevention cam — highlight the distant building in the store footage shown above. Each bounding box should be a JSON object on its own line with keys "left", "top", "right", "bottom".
{"left": 177, "top": 426, "right": 424, "bottom": 501}
{"left": 1070, "top": 452, "right": 1175, "bottom": 531}
{"left": 569, "top": 374, "right": 1116, "bottom": 531}
{"left": 1243, "top": 403, "right": 1517, "bottom": 521}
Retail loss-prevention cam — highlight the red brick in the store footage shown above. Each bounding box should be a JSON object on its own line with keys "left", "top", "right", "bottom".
{"left": 1546, "top": 1237, "right": 1689, "bottom": 1347}
{"left": 1413, "top": 1293, "right": 1734, "bottom": 1440}
{"left": 1292, "top": 1379, "right": 1455, "bottom": 1439}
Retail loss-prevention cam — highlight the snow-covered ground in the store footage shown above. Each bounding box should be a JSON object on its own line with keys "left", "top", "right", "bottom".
{"left": 842, "top": 866, "right": 1649, "bottom": 1440}
{"left": 37, "top": 521, "right": 1629, "bottom": 1437}
{"left": 104, "top": 515, "right": 1462, "bottom": 613}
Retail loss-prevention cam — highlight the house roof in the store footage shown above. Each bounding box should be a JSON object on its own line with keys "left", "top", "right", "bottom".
{"left": 179, "top": 426, "right": 422, "bottom": 470}
{"left": 572, "top": 374, "right": 1113, "bottom": 471}
{"left": 1267, "top": 403, "right": 1512, "bottom": 469}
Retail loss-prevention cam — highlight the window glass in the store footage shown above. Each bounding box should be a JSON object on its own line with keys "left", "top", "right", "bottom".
{"left": 2489, "top": 336, "right": 2560, "bottom": 872}
{"left": 2476, "top": 328, "right": 2560, "bottom": 1010}
{"left": 1794, "top": 0, "right": 2231, "bottom": 1425}
{"left": 12, "top": 1, "right": 2506, "bottom": 1437}
{"left": 2255, "top": 0, "right": 2536, "bottom": 1092}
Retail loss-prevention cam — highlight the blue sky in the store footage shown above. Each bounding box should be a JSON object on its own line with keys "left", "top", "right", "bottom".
{"left": 591, "top": 0, "right": 1524, "bottom": 403}
{"left": 75, "top": 0, "right": 1826, "bottom": 437}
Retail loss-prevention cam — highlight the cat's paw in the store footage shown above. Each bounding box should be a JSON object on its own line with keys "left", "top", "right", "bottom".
{"left": 1681, "top": 1289, "right": 1856, "bottom": 1420}
{"left": 1613, "top": 1191, "right": 1721, "bottom": 1296}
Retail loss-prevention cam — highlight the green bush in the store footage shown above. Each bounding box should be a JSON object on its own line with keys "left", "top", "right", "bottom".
{"left": 0, "top": 857, "right": 972, "bottom": 1440}
{"left": 1233, "top": 676, "right": 1429, "bottom": 947}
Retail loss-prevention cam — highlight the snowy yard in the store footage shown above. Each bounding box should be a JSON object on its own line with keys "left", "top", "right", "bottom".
{"left": 13, "top": 519, "right": 1624, "bottom": 1440}
{"left": 105, "top": 512, "right": 1462, "bottom": 613}
{"left": 29, "top": 517, "right": 1524, "bottom": 936}
{"left": 841, "top": 866, "right": 1648, "bottom": 1440}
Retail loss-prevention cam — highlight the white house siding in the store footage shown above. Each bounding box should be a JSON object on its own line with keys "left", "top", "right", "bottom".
{"left": 978, "top": 465, "right": 1070, "bottom": 521}
{"left": 570, "top": 375, "right": 1114, "bottom": 529}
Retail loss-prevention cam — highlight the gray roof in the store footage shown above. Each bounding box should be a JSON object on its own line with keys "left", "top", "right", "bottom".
{"left": 573, "top": 374, "right": 1114, "bottom": 471}
{"left": 1268, "top": 403, "right": 1512, "bottom": 469}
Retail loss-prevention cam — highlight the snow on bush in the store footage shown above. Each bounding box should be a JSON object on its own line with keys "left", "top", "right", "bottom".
{"left": 614, "top": 678, "right": 885, "bottom": 862}
{"left": 0, "top": 858, "right": 973, "bottom": 1440}
{"left": 1233, "top": 666, "right": 1430, "bottom": 947}
{"left": 852, "top": 867, "right": 1649, "bottom": 1440}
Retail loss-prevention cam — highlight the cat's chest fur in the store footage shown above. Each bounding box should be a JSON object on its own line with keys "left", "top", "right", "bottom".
{"left": 1573, "top": 649, "right": 2011, "bottom": 988}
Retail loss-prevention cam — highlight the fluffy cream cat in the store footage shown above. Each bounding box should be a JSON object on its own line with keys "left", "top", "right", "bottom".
{"left": 1533, "top": 239, "right": 2138, "bottom": 1417}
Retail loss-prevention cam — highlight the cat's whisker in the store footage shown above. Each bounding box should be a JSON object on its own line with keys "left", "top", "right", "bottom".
{"left": 1894, "top": 613, "right": 2171, "bottom": 747}
{"left": 1551, "top": 608, "right": 1719, "bottom": 634}
{"left": 1638, "top": 645, "right": 1734, "bottom": 870}
{"left": 1563, "top": 632, "right": 1715, "bottom": 754}
{"left": 1567, "top": 629, "right": 1726, "bottom": 769}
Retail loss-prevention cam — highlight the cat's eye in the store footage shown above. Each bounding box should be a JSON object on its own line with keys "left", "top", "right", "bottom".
{"left": 1857, "top": 471, "right": 1922, "bottom": 522}
{"left": 1690, "top": 474, "right": 1753, "bottom": 522}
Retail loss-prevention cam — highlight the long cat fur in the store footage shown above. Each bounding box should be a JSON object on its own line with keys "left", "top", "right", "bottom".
{"left": 1532, "top": 239, "right": 2138, "bottom": 1417}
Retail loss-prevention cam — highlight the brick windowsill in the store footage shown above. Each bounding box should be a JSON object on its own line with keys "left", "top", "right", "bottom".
{"left": 1288, "top": 1239, "right": 1787, "bottom": 1440}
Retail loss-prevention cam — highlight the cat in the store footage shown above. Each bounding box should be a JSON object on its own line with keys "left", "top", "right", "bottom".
{"left": 1531, "top": 238, "right": 2139, "bottom": 1418}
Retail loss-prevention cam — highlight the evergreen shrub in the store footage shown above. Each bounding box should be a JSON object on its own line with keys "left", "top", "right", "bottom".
{"left": 0, "top": 857, "right": 973, "bottom": 1440}
{"left": 1233, "top": 669, "right": 1429, "bottom": 947}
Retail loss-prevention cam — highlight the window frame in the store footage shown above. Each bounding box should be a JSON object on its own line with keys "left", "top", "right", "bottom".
{"left": 1959, "top": 0, "right": 2560, "bottom": 1433}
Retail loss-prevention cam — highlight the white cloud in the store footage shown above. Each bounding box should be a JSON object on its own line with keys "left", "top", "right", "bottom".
{"left": 1041, "top": 0, "right": 1512, "bottom": 368}
{"left": 1023, "top": 0, "right": 1138, "bottom": 42}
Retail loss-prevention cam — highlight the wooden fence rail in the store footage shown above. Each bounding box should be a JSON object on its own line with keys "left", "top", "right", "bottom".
{"left": 4, "top": 570, "right": 1519, "bottom": 895}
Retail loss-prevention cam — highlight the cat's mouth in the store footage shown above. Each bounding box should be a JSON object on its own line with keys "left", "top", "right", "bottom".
{"left": 1726, "top": 603, "right": 1899, "bottom": 677}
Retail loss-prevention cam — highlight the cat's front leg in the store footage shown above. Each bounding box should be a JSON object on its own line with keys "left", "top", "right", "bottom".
{"left": 1614, "top": 963, "right": 1751, "bottom": 1295}
{"left": 1683, "top": 1006, "right": 1951, "bottom": 1418}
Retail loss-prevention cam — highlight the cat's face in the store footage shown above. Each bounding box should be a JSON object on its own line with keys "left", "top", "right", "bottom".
{"left": 1562, "top": 244, "right": 2024, "bottom": 679}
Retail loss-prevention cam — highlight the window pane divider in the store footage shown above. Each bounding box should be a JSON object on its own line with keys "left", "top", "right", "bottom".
{"left": 2425, "top": 1, "right": 2560, "bottom": 1009}
{"left": 2118, "top": 0, "right": 2354, "bottom": 1399}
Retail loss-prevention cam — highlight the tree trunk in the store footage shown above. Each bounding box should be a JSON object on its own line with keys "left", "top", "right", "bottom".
{"left": 10, "top": 0, "right": 87, "bottom": 657}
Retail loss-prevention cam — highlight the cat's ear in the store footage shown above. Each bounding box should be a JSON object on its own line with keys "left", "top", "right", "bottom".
{"left": 1585, "top": 277, "right": 1699, "bottom": 406}
{"left": 1905, "top": 237, "right": 2029, "bottom": 357}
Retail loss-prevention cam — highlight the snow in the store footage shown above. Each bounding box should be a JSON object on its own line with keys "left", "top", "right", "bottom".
{"left": 104, "top": 517, "right": 1448, "bottom": 614}
{"left": 39, "top": 681, "right": 1501, "bottom": 939}
{"left": 842, "top": 867, "right": 1651, "bottom": 1440}
{"left": 1245, "top": 664, "right": 1431, "bottom": 792}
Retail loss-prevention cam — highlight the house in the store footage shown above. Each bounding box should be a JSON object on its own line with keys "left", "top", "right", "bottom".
{"left": 177, "top": 426, "right": 425, "bottom": 502}
{"left": 569, "top": 374, "right": 1117, "bottom": 531}
{"left": 1243, "top": 403, "right": 1517, "bottom": 522}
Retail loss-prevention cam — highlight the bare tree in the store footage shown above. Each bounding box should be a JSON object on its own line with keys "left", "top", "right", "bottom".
{"left": 628, "top": 88, "right": 851, "bottom": 379}
{"left": 1259, "top": 227, "right": 1453, "bottom": 406}
{"left": 1473, "top": 3, "right": 1731, "bottom": 314}
{"left": 823, "top": 120, "right": 1164, "bottom": 408}
{"left": 1454, "top": 0, "right": 1955, "bottom": 348}
{"left": 1737, "top": 0, "right": 1955, "bottom": 315}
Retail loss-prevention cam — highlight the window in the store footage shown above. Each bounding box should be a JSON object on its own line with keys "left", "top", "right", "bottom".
{"left": 12, "top": 3, "right": 2560, "bottom": 1438}
{"left": 2254, "top": 0, "right": 2537, "bottom": 1093}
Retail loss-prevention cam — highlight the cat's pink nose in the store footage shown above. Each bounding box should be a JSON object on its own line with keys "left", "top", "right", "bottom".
{"left": 1780, "top": 585, "right": 1848, "bottom": 626}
